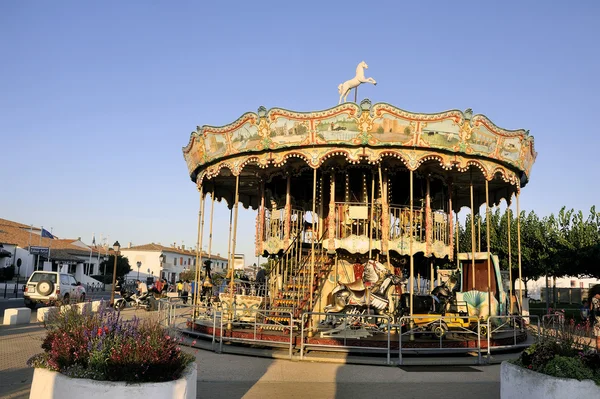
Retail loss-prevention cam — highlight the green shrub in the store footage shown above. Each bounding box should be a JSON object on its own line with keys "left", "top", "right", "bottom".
{"left": 542, "top": 356, "right": 596, "bottom": 383}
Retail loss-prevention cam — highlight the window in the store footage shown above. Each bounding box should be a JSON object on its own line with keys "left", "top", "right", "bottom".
{"left": 30, "top": 272, "right": 57, "bottom": 283}
{"left": 173, "top": 257, "right": 177, "bottom": 265}
{"left": 69, "top": 276, "right": 78, "bottom": 286}
{"left": 61, "top": 275, "right": 70, "bottom": 285}
{"left": 180, "top": 257, "right": 183, "bottom": 265}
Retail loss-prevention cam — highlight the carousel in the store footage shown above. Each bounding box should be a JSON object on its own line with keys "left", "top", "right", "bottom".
{"left": 181, "top": 62, "right": 537, "bottom": 353}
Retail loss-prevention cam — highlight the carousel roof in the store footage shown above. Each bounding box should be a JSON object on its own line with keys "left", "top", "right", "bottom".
{"left": 182, "top": 100, "right": 537, "bottom": 211}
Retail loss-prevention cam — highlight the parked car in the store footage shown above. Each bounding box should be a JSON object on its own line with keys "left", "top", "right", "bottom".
{"left": 23, "top": 271, "right": 86, "bottom": 309}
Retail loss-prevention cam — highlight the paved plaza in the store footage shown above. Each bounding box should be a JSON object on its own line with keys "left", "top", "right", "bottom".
{"left": 0, "top": 307, "right": 504, "bottom": 399}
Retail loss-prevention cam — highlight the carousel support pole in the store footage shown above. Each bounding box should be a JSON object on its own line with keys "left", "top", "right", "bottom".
{"left": 369, "top": 170, "right": 375, "bottom": 259}
{"left": 228, "top": 174, "right": 240, "bottom": 330}
{"left": 193, "top": 185, "right": 206, "bottom": 319}
{"left": 208, "top": 189, "right": 215, "bottom": 265}
{"left": 409, "top": 169, "right": 415, "bottom": 340}
{"left": 284, "top": 175, "right": 291, "bottom": 246}
{"left": 426, "top": 175, "right": 432, "bottom": 256}
{"left": 478, "top": 215, "right": 482, "bottom": 253}
{"left": 308, "top": 168, "right": 317, "bottom": 337}
{"left": 470, "top": 179, "right": 476, "bottom": 289}
{"left": 379, "top": 166, "right": 391, "bottom": 268}
{"left": 318, "top": 175, "right": 324, "bottom": 238}
{"left": 203, "top": 188, "right": 215, "bottom": 306}
{"left": 328, "top": 170, "right": 336, "bottom": 251}
{"left": 225, "top": 207, "right": 234, "bottom": 327}
{"left": 456, "top": 211, "right": 460, "bottom": 269}
{"left": 258, "top": 181, "right": 265, "bottom": 257}
{"left": 517, "top": 184, "right": 523, "bottom": 314}
{"left": 448, "top": 183, "right": 454, "bottom": 262}
{"left": 485, "top": 180, "right": 492, "bottom": 319}
{"left": 507, "top": 200, "right": 513, "bottom": 314}
{"left": 430, "top": 259, "right": 434, "bottom": 291}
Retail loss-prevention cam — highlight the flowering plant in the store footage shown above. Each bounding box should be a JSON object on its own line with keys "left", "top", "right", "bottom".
{"left": 27, "top": 304, "right": 194, "bottom": 382}
{"left": 514, "top": 318, "right": 600, "bottom": 385}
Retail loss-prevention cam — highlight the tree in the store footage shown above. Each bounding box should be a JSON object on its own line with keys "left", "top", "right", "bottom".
{"left": 99, "top": 255, "right": 132, "bottom": 280}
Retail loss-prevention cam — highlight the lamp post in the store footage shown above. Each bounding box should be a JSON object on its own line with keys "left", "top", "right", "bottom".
{"left": 109, "top": 241, "right": 120, "bottom": 306}
{"left": 137, "top": 261, "right": 142, "bottom": 280}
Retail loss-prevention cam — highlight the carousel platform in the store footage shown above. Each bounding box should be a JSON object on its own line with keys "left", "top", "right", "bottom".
{"left": 176, "top": 318, "right": 531, "bottom": 366}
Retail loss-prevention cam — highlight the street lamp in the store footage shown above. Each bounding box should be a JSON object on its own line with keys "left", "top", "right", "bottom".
{"left": 109, "top": 241, "right": 120, "bottom": 306}
{"left": 137, "top": 261, "right": 142, "bottom": 280}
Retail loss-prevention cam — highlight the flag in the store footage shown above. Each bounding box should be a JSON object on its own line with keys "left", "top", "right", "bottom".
{"left": 92, "top": 233, "right": 96, "bottom": 247}
{"left": 41, "top": 228, "right": 55, "bottom": 239}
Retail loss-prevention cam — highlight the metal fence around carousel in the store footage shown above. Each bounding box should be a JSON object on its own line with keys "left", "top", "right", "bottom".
{"left": 397, "top": 315, "right": 482, "bottom": 365}
{"left": 158, "top": 298, "right": 220, "bottom": 350}
{"left": 485, "top": 315, "right": 539, "bottom": 360}
{"left": 216, "top": 306, "right": 294, "bottom": 359}
{"left": 300, "top": 312, "right": 393, "bottom": 365}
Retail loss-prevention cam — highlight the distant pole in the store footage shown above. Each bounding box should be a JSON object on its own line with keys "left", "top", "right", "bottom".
{"left": 354, "top": 87, "right": 358, "bottom": 103}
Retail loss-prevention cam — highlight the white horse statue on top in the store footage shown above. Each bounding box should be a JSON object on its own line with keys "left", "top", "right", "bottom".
{"left": 338, "top": 61, "right": 377, "bottom": 104}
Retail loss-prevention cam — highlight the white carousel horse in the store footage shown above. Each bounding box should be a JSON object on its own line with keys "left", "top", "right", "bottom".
{"left": 325, "top": 259, "right": 402, "bottom": 313}
{"left": 338, "top": 61, "right": 377, "bottom": 104}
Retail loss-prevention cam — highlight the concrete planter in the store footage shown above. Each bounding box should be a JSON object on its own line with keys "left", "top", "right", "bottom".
{"left": 501, "top": 361, "right": 600, "bottom": 399}
{"left": 29, "top": 362, "right": 197, "bottom": 399}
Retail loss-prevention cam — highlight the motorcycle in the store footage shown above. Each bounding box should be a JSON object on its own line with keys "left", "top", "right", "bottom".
{"left": 114, "top": 289, "right": 154, "bottom": 311}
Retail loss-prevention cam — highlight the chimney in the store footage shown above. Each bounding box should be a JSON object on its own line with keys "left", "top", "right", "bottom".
{"left": 128, "top": 242, "right": 132, "bottom": 248}
{"left": 182, "top": 245, "right": 185, "bottom": 250}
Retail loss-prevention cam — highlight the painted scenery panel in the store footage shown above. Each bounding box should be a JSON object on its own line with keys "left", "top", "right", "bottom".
{"left": 468, "top": 126, "right": 497, "bottom": 155}
{"left": 230, "top": 122, "right": 260, "bottom": 153}
{"left": 420, "top": 119, "right": 461, "bottom": 149}
{"left": 269, "top": 117, "right": 310, "bottom": 147}
{"left": 500, "top": 136, "right": 522, "bottom": 163}
{"left": 203, "top": 132, "right": 228, "bottom": 162}
{"left": 369, "top": 113, "right": 413, "bottom": 144}
{"left": 315, "top": 113, "right": 361, "bottom": 143}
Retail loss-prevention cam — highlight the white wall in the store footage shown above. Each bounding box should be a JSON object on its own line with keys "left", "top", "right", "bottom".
{"left": 516, "top": 276, "right": 600, "bottom": 300}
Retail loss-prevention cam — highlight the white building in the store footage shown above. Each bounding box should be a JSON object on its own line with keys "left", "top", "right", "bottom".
{"left": 120, "top": 243, "right": 229, "bottom": 283}
{"left": 0, "top": 218, "right": 104, "bottom": 285}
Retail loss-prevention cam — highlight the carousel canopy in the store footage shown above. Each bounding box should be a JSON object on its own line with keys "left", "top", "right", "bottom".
{"left": 182, "top": 100, "right": 536, "bottom": 211}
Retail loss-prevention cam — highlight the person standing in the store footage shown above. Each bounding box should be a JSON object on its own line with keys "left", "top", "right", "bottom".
{"left": 182, "top": 280, "right": 190, "bottom": 304}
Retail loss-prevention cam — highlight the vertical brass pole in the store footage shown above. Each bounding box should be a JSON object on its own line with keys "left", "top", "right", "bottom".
{"left": 284, "top": 175, "right": 291, "bottom": 245}
{"left": 380, "top": 166, "right": 391, "bottom": 268}
{"left": 426, "top": 175, "right": 431, "bottom": 254}
{"left": 470, "top": 180, "right": 476, "bottom": 289}
{"left": 228, "top": 175, "right": 240, "bottom": 322}
{"left": 308, "top": 169, "right": 317, "bottom": 336}
{"left": 507, "top": 200, "right": 513, "bottom": 314}
{"left": 318, "top": 176, "right": 324, "bottom": 238}
{"left": 208, "top": 189, "right": 215, "bottom": 265}
{"left": 328, "top": 171, "right": 336, "bottom": 250}
{"left": 409, "top": 170, "right": 414, "bottom": 316}
{"left": 430, "top": 259, "right": 434, "bottom": 291}
{"left": 456, "top": 211, "right": 460, "bottom": 270}
{"left": 478, "top": 216, "right": 482, "bottom": 253}
{"left": 517, "top": 184, "right": 523, "bottom": 313}
{"left": 258, "top": 181, "right": 265, "bottom": 256}
{"left": 369, "top": 171, "right": 375, "bottom": 258}
{"left": 194, "top": 186, "right": 205, "bottom": 310}
{"left": 225, "top": 206, "right": 233, "bottom": 313}
{"left": 485, "top": 179, "right": 492, "bottom": 319}
{"left": 310, "top": 169, "right": 317, "bottom": 310}
{"left": 449, "top": 184, "right": 453, "bottom": 261}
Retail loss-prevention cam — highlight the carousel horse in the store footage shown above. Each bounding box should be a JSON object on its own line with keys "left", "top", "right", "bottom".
{"left": 325, "top": 259, "right": 403, "bottom": 314}
{"left": 338, "top": 61, "right": 377, "bottom": 104}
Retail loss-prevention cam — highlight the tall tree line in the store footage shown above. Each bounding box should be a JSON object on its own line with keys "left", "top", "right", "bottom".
{"left": 457, "top": 206, "right": 600, "bottom": 291}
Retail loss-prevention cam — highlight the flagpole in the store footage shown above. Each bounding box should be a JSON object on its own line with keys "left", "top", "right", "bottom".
{"left": 48, "top": 227, "right": 53, "bottom": 268}
{"left": 89, "top": 233, "right": 94, "bottom": 277}
{"left": 36, "top": 226, "right": 42, "bottom": 271}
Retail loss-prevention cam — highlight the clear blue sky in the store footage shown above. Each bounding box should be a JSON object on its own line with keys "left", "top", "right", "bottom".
{"left": 1, "top": 1, "right": 599, "bottom": 265}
